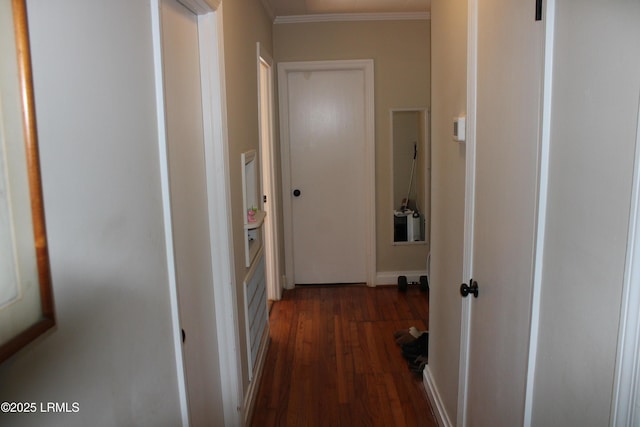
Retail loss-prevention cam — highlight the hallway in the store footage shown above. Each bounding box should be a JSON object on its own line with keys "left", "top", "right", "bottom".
{"left": 250, "top": 285, "right": 437, "bottom": 426}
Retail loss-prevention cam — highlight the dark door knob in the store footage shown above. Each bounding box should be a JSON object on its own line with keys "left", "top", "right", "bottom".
{"left": 293, "top": 189, "right": 301, "bottom": 197}
{"left": 460, "top": 280, "right": 479, "bottom": 298}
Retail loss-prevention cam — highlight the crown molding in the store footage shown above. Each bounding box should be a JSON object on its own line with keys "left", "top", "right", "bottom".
{"left": 274, "top": 12, "right": 430, "bottom": 24}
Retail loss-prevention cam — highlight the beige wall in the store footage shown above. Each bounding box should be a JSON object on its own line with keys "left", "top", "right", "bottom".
{"left": 427, "top": 0, "right": 467, "bottom": 423}
{"left": 274, "top": 19, "right": 431, "bottom": 275}
{"left": 221, "top": 0, "right": 274, "bottom": 392}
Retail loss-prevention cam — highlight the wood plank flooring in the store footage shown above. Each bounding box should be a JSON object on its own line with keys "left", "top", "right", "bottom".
{"left": 249, "top": 285, "right": 438, "bottom": 427}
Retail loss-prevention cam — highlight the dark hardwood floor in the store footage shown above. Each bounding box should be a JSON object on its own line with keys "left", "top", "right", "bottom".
{"left": 249, "top": 284, "right": 438, "bottom": 427}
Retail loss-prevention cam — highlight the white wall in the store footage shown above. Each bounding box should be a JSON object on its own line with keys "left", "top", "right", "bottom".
{"left": 0, "top": 1, "right": 183, "bottom": 425}
{"left": 532, "top": 1, "right": 640, "bottom": 425}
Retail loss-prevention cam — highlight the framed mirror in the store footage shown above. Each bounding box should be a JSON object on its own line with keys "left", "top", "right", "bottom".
{"left": 391, "top": 108, "right": 430, "bottom": 244}
{"left": 0, "top": 0, "right": 55, "bottom": 363}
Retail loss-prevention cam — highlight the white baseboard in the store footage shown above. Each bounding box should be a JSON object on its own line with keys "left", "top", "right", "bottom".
{"left": 376, "top": 270, "right": 427, "bottom": 286}
{"left": 423, "top": 365, "right": 454, "bottom": 427}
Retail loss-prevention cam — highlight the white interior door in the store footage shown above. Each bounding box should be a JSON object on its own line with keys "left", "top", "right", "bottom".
{"left": 161, "top": 0, "right": 223, "bottom": 425}
{"left": 463, "top": 0, "right": 544, "bottom": 425}
{"left": 279, "top": 61, "right": 374, "bottom": 285}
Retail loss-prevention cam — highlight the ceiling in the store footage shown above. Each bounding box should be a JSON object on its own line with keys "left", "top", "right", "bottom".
{"left": 263, "top": 0, "right": 431, "bottom": 17}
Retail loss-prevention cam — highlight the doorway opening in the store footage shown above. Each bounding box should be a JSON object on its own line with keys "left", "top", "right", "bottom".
{"left": 277, "top": 60, "right": 376, "bottom": 287}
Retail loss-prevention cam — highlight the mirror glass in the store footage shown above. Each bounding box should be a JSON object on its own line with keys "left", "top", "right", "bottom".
{"left": 392, "top": 109, "right": 429, "bottom": 243}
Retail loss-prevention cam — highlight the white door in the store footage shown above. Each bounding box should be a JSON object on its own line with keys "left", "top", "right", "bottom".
{"left": 463, "top": 0, "right": 544, "bottom": 425}
{"left": 279, "top": 61, "right": 374, "bottom": 285}
{"left": 161, "top": 0, "right": 223, "bottom": 425}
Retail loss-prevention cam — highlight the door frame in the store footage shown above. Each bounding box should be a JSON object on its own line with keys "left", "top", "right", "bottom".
{"left": 522, "top": 0, "right": 555, "bottom": 424}
{"left": 455, "top": 0, "right": 478, "bottom": 424}
{"left": 277, "top": 59, "right": 376, "bottom": 288}
{"left": 151, "top": 1, "right": 242, "bottom": 426}
{"left": 456, "top": 0, "right": 554, "bottom": 425}
{"left": 256, "top": 42, "right": 282, "bottom": 300}
{"left": 610, "top": 90, "right": 640, "bottom": 426}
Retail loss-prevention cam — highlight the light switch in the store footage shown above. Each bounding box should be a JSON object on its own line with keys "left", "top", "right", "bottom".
{"left": 453, "top": 116, "right": 466, "bottom": 142}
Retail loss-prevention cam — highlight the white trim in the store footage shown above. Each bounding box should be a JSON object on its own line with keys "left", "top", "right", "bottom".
{"left": 274, "top": 12, "right": 430, "bottom": 24}
{"left": 277, "top": 59, "right": 376, "bottom": 288}
{"left": 364, "top": 61, "right": 377, "bottom": 288}
{"left": 424, "top": 366, "right": 454, "bottom": 427}
{"left": 375, "top": 270, "right": 427, "bottom": 286}
{"left": 610, "top": 95, "right": 640, "bottom": 426}
{"left": 257, "top": 42, "right": 273, "bottom": 66}
{"left": 150, "top": 2, "right": 190, "bottom": 425}
{"left": 177, "top": 0, "right": 219, "bottom": 14}
{"left": 152, "top": 3, "right": 242, "bottom": 426}
{"left": 457, "top": 0, "right": 477, "bottom": 425}
{"left": 523, "top": 1, "right": 555, "bottom": 425}
{"left": 278, "top": 61, "right": 293, "bottom": 290}
{"left": 198, "top": 7, "right": 243, "bottom": 427}
{"left": 256, "top": 42, "right": 282, "bottom": 301}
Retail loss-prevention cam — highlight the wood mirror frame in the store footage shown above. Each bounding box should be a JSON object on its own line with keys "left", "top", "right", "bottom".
{"left": 0, "top": 0, "right": 55, "bottom": 363}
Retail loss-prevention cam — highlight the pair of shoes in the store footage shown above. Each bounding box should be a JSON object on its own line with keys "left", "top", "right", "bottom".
{"left": 408, "top": 356, "right": 428, "bottom": 374}
{"left": 393, "top": 326, "right": 423, "bottom": 345}
{"left": 402, "top": 331, "right": 428, "bottom": 351}
{"left": 401, "top": 332, "right": 428, "bottom": 361}
{"left": 402, "top": 347, "right": 423, "bottom": 361}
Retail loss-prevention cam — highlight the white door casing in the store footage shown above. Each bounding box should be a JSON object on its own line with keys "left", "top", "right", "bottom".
{"left": 612, "top": 92, "right": 640, "bottom": 427}
{"left": 196, "top": 6, "right": 243, "bottom": 425}
{"left": 257, "top": 43, "right": 282, "bottom": 300}
{"left": 278, "top": 60, "right": 375, "bottom": 287}
{"left": 160, "top": 2, "right": 223, "bottom": 425}
{"left": 523, "top": 0, "right": 555, "bottom": 423}
{"left": 456, "top": 0, "right": 478, "bottom": 424}
{"left": 152, "top": 1, "right": 241, "bottom": 425}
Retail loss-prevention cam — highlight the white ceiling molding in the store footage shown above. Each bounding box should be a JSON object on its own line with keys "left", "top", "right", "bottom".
{"left": 274, "top": 11, "right": 430, "bottom": 24}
